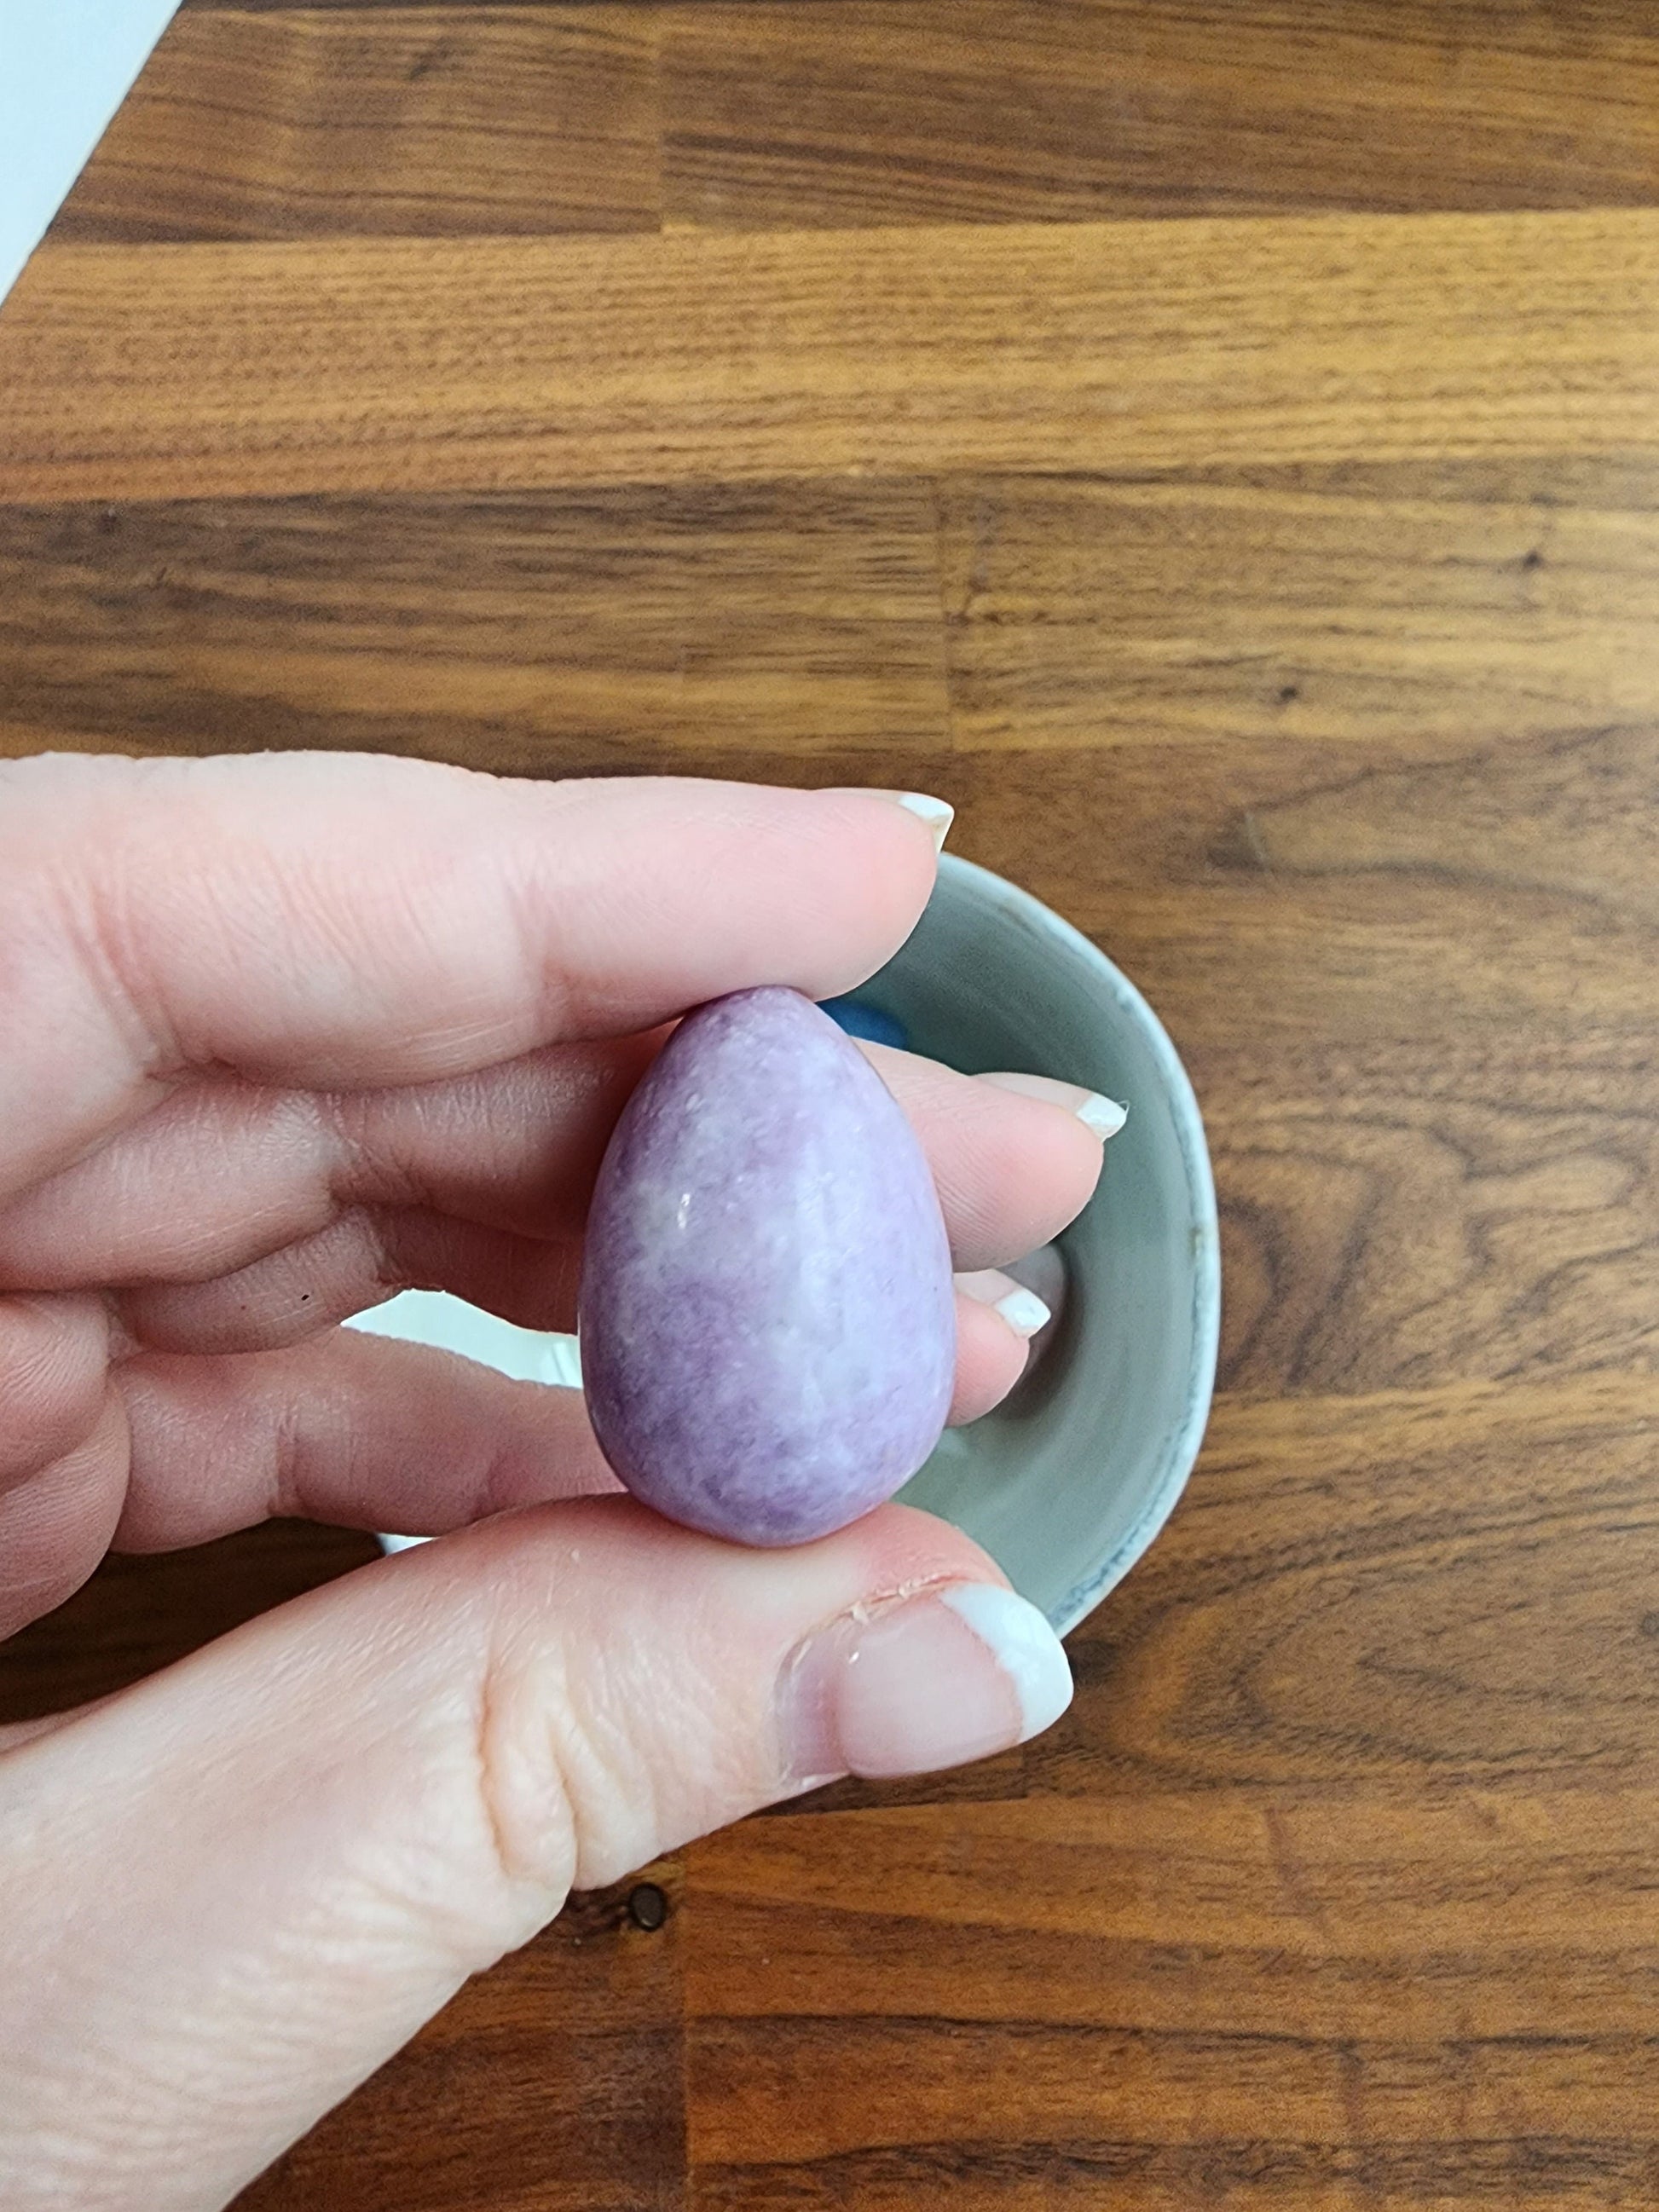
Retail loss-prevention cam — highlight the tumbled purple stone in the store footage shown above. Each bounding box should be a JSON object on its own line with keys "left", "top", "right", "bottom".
{"left": 579, "top": 985, "right": 956, "bottom": 1545}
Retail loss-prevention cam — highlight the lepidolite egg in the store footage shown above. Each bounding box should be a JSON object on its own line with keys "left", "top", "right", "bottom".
{"left": 579, "top": 986, "right": 956, "bottom": 1545}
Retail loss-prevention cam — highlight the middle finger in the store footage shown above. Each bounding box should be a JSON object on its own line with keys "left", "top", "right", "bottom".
{"left": 0, "top": 1035, "right": 1108, "bottom": 1294}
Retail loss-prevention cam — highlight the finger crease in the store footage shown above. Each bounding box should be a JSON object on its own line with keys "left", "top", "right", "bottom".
{"left": 50, "top": 860, "right": 184, "bottom": 1086}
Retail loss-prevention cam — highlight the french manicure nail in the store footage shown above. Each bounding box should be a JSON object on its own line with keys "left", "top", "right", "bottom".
{"left": 779, "top": 1580, "right": 1073, "bottom": 1783}
{"left": 1004, "top": 1241, "right": 1067, "bottom": 1332}
{"left": 957, "top": 1267, "right": 1052, "bottom": 1340}
{"left": 824, "top": 788, "right": 955, "bottom": 852}
{"left": 892, "top": 792, "right": 954, "bottom": 851}
{"left": 977, "top": 1070, "right": 1127, "bottom": 1141}
{"left": 1073, "top": 1092, "right": 1128, "bottom": 1141}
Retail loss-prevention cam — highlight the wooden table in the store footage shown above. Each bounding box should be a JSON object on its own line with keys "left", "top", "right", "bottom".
{"left": 3, "top": 4, "right": 1658, "bottom": 2205}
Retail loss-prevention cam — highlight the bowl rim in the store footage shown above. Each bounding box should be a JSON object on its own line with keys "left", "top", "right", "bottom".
{"left": 934, "top": 856, "right": 1222, "bottom": 1635}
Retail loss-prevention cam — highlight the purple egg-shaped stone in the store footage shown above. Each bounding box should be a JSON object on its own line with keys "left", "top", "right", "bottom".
{"left": 579, "top": 985, "right": 956, "bottom": 1545}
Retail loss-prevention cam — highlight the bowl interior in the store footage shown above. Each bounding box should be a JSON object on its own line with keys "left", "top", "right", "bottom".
{"left": 871, "top": 858, "right": 1219, "bottom": 1633}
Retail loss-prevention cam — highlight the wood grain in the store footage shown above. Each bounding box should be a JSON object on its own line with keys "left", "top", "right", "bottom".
{"left": 750, "top": 1366, "right": 1659, "bottom": 1827}
{"left": 0, "top": 484, "right": 948, "bottom": 762}
{"left": 5, "top": 6, "right": 1659, "bottom": 2210}
{"left": 4, "top": 208, "right": 1658, "bottom": 500}
{"left": 951, "top": 725, "right": 1659, "bottom": 1048}
{"left": 938, "top": 465, "right": 1659, "bottom": 750}
{"left": 50, "top": 8, "right": 660, "bottom": 244}
{"left": 1051, "top": 1372, "right": 1659, "bottom": 1799}
{"left": 80, "top": 0, "right": 1659, "bottom": 240}
{"left": 686, "top": 1371, "right": 1659, "bottom": 2205}
{"left": 0, "top": 1522, "right": 376, "bottom": 1724}
{"left": 239, "top": 1864, "right": 688, "bottom": 2212}
{"left": 663, "top": 0, "right": 1659, "bottom": 229}
{"left": 1204, "top": 1031, "right": 1659, "bottom": 1392}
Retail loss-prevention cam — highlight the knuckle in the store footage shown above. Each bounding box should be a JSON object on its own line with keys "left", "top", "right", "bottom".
{"left": 469, "top": 1637, "right": 655, "bottom": 1911}
{"left": 468, "top": 1618, "right": 667, "bottom": 1920}
{"left": 467, "top": 1635, "right": 580, "bottom": 1920}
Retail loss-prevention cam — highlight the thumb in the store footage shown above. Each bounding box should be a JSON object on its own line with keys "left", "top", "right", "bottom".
{"left": 0, "top": 1498, "right": 1070, "bottom": 2211}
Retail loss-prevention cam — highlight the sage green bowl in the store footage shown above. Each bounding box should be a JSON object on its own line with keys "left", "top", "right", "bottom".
{"left": 870, "top": 856, "right": 1220, "bottom": 1633}
{"left": 364, "top": 858, "right": 1219, "bottom": 1636}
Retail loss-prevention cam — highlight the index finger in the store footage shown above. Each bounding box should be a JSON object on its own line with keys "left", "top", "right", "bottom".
{"left": 0, "top": 756, "right": 945, "bottom": 1202}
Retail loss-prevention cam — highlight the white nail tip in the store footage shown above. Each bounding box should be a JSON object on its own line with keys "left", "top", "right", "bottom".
{"left": 994, "top": 1285, "right": 1052, "bottom": 1338}
{"left": 940, "top": 1584, "right": 1074, "bottom": 1743}
{"left": 893, "top": 792, "right": 955, "bottom": 851}
{"left": 1075, "top": 1093, "right": 1128, "bottom": 1141}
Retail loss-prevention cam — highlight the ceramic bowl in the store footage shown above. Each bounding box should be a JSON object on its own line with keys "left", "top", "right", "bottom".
{"left": 361, "top": 856, "right": 1219, "bottom": 1634}
{"left": 861, "top": 856, "right": 1219, "bottom": 1632}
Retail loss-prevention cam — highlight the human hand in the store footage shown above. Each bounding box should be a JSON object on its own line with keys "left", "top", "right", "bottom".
{"left": 0, "top": 755, "right": 1109, "bottom": 2210}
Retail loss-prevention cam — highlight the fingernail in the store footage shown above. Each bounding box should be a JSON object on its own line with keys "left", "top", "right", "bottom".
{"left": 1004, "top": 1242, "right": 1067, "bottom": 1343}
{"left": 779, "top": 1581, "right": 1073, "bottom": 1783}
{"left": 894, "top": 793, "right": 954, "bottom": 850}
{"left": 880, "top": 791, "right": 956, "bottom": 850}
{"left": 824, "top": 788, "right": 955, "bottom": 852}
{"left": 956, "top": 1267, "right": 1051, "bottom": 1340}
{"left": 978, "top": 1070, "right": 1127, "bottom": 1141}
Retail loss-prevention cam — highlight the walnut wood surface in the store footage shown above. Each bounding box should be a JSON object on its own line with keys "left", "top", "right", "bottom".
{"left": 1, "top": 3, "right": 1656, "bottom": 2206}
{"left": 5, "top": 211, "right": 1658, "bottom": 500}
